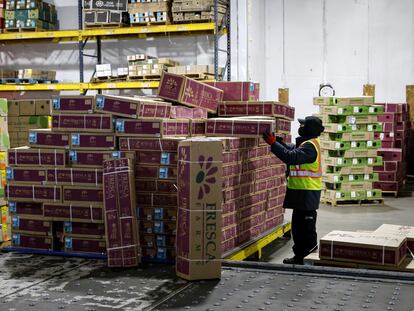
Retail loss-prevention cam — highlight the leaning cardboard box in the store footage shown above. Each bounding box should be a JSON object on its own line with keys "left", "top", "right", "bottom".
{"left": 319, "top": 230, "right": 407, "bottom": 267}
{"left": 103, "top": 157, "right": 140, "bottom": 268}
{"left": 158, "top": 72, "right": 223, "bottom": 113}
{"left": 176, "top": 138, "right": 223, "bottom": 281}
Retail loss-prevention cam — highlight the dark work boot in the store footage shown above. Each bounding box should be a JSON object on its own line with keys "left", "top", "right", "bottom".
{"left": 283, "top": 256, "right": 304, "bottom": 265}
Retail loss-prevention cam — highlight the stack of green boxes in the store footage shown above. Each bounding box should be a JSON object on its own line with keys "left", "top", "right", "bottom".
{"left": 4, "top": 0, "right": 58, "bottom": 31}
{"left": 314, "top": 96, "right": 384, "bottom": 205}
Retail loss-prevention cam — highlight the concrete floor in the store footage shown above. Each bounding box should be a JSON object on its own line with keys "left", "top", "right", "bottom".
{"left": 262, "top": 195, "right": 414, "bottom": 264}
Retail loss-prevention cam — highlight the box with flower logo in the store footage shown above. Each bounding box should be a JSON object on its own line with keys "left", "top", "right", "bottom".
{"left": 51, "top": 114, "right": 113, "bottom": 132}
{"left": 70, "top": 133, "right": 116, "bottom": 150}
{"left": 95, "top": 95, "right": 171, "bottom": 119}
{"left": 63, "top": 186, "right": 103, "bottom": 205}
{"left": 119, "top": 137, "right": 185, "bottom": 152}
{"left": 8, "top": 147, "right": 66, "bottom": 167}
{"left": 158, "top": 72, "right": 223, "bottom": 113}
{"left": 52, "top": 95, "right": 95, "bottom": 114}
{"left": 205, "top": 81, "right": 260, "bottom": 102}
{"left": 206, "top": 117, "right": 276, "bottom": 138}
{"left": 115, "top": 118, "right": 190, "bottom": 137}
{"left": 176, "top": 137, "right": 223, "bottom": 280}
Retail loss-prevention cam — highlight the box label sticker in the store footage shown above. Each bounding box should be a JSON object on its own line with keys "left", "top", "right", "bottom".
{"left": 115, "top": 120, "right": 125, "bottom": 133}
{"left": 6, "top": 168, "right": 14, "bottom": 181}
{"left": 160, "top": 152, "right": 171, "bottom": 165}
{"left": 12, "top": 233, "right": 20, "bottom": 246}
{"left": 95, "top": 96, "right": 105, "bottom": 109}
{"left": 52, "top": 98, "right": 60, "bottom": 110}
{"left": 28, "top": 132, "right": 37, "bottom": 144}
{"left": 69, "top": 150, "right": 77, "bottom": 161}
{"left": 71, "top": 134, "right": 80, "bottom": 146}
{"left": 65, "top": 237, "right": 72, "bottom": 249}
{"left": 159, "top": 167, "right": 168, "bottom": 179}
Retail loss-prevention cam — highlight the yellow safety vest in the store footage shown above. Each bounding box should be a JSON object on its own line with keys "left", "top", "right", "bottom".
{"left": 288, "top": 138, "right": 322, "bottom": 190}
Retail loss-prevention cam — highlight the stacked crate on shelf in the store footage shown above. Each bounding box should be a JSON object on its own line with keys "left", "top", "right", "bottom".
{"left": 83, "top": 0, "right": 129, "bottom": 28}
{"left": 168, "top": 64, "right": 219, "bottom": 80}
{"left": 5, "top": 95, "right": 127, "bottom": 256}
{"left": 171, "top": 0, "right": 228, "bottom": 24}
{"left": 127, "top": 54, "right": 179, "bottom": 80}
{"left": 7, "top": 99, "right": 51, "bottom": 148}
{"left": 313, "top": 96, "right": 384, "bottom": 206}
{"left": 129, "top": 0, "right": 171, "bottom": 25}
{"left": 4, "top": 0, "right": 58, "bottom": 32}
{"left": 0, "top": 98, "right": 9, "bottom": 243}
{"left": 373, "top": 103, "right": 411, "bottom": 195}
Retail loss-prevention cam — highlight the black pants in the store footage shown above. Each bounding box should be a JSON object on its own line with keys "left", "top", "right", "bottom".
{"left": 291, "top": 209, "right": 317, "bottom": 259}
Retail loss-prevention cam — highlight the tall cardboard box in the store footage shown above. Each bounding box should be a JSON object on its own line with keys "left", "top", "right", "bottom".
{"left": 176, "top": 138, "right": 223, "bottom": 280}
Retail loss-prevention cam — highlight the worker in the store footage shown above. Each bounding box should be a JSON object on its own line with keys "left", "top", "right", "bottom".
{"left": 263, "top": 116, "right": 324, "bottom": 265}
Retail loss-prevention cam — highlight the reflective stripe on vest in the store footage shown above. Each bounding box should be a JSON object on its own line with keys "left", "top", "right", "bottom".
{"left": 288, "top": 138, "right": 322, "bottom": 190}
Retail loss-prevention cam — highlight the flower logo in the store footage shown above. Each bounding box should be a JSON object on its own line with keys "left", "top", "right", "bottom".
{"left": 196, "top": 155, "right": 218, "bottom": 199}
{"left": 166, "top": 78, "right": 178, "bottom": 91}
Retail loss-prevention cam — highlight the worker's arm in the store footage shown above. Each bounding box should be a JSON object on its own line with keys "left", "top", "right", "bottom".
{"left": 270, "top": 141, "right": 317, "bottom": 166}
{"left": 278, "top": 141, "right": 295, "bottom": 150}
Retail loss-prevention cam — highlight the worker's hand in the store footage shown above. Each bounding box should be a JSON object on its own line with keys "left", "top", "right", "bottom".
{"left": 263, "top": 131, "right": 276, "bottom": 145}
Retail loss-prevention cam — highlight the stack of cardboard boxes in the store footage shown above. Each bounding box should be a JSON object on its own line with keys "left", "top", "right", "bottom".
{"left": 314, "top": 96, "right": 384, "bottom": 205}
{"left": 4, "top": 0, "right": 58, "bottom": 31}
{"left": 319, "top": 224, "right": 413, "bottom": 269}
{"left": 168, "top": 64, "right": 218, "bottom": 80}
{"left": 83, "top": 0, "right": 129, "bottom": 27}
{"left": 128, "top": 54, "right": 179, "bottom": 80}
{"left": 129, "top": 0, "right": 171, "bottom": 25}
{"left": 171, "top": 0, "right": 227, "bottom": 23}
{"left": 8, "top": 99, "right": 51, "bottom": 148}
{"left": 373, "top": 103, "right": 410, "bottom": 194}
{"left": 406, "top": 86, "right": 414, "bottom": 176}
{"left": 5, "top": 95, "right": 130, "bottom": 255}
{"left": 0, "top": 98, "right": 9, "bottom": 243}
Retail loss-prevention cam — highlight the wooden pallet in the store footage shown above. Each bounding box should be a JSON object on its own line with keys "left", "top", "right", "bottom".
{"left": 3, "top": 27, "right": 46, "bottom": 33}
{"left": 130, "top": 20, "right": 171, "bottom": 26}
{"left": 84, "top": 23, "right": 127, "bottom": 29}
{"left": 127, "top": 75, "right": 145, "bottom": 81}
{"left": 305, "top": 251, "right": 414, "bottom": 273}
{"left": 321, "top": 198, "right": 384, "bottom": 207}
{"left": 143, "top": 74, "right": 162, "bottom": 80}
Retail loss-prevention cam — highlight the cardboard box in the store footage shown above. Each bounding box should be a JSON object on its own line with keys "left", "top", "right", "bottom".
{"left": 190, "top": 119, "right": 206, "bottom": 136}
{"left": 314, "top": 96, "right": 374, "bottom": 106}
{"left": 11, "top": 216, "right": 52, "bottom": 235}
{"left": 140, "top": 233, "right": 176, "bottom": 248}
{"left": 52, "top": 114, "right": 113, "bottom": 132}
{"left": 8, "top": 147, "right": 66, "bottom": 167}
{"left": 5, "top": 184, "right": 62, "bottom": 203}
{"left": 63, "top": 186, "right": 103, "bottom": 205}
{"left": 218, "top": 101, "right": 295, "bottom": 121}
{"left": 35, "top": 99, "right": 51, "bottom": 115}
{"left": 7, "top": 100, "right": 20, "bottom": 117}
{"left": 8, "top": 201, "right": 43, "bottom": 217}
{"left": 136, "top": 193, "right": 177, "bottom": 207}
{"left": 139, "top": 220, "right": 176, "bottom": 235}
{"left": 52, "top": 96, "right": 94, "bottom": 114}
{"left": 71, "top": 133, "right": 116, "bottom": 150}
{"left": 205, "top": 81, "right": 260, "bottom": 101}
{"left": 68, "top": 150, "right": 133, "bottom": 168}
{"left": 319, "top": 230, "right": 407, "bottom": 266}
{"left": 135, "top": 150, "right": 178, "bottom": 166}
{"left": 103, "top": 157, "right": 140, "bottom": 267}
{"left": 115, "top": 118, "right": 190, "bottom": 137}
{"left": 206, "top": 117, "right": 275, "bottom": 138}
{"left": 63, "top": 221, "right": 105, "bottom": 239}
{"left": 158, "top": 72, "right": 223, "bottom": 113}
{"left": 0, "top": 98, "right": 8, "bottom": 116}
{"left": 43, "top": 203, "right": 103, "bottom": 223}
{"left": 8, "top": 116, "right": 50, "bottom": 131}
{"left": 138, "top": 207, "right": 177, "bottom": 221}
{"left": 119, "top": 137, "right": 184, "bottom": 151}
{"left": 135, "top": 179, "right": 177, "bottom": 193}
{"left": 6, "top": 167, "right": 47, "bottom": 184}
{"left": 15, "top": 100, "right": 35, "bottom": 116}
{"left": 136, "top": 165, "right": 177, "bottom": 180}
{"left": 29, "top": 129, "right": 70, "bottom": 149}
{"left": 64, "top": 237, "right": 106, "bottom": 254}
{"left": 95, "top": 95, "right": 171, "bottom": 119}
{"left": 176, "top": 138, "right": 223, "bottom": 280}
{"left": 12, "top": 233, "right": 53, "bottom": 250}
{"left": 46, "top": 168, "right": 102, "bottom": 186}
{"left": 374, "top": 224, "right": 414, "bottom": 254}
{"left": 84, "top": 0, "right": 128, "bottom": 11}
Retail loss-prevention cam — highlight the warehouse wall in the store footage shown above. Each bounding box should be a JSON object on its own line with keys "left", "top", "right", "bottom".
{"left": 240, "top": 0, "right": 414, "bottom": 135}
{"left": 1, "top": 1, "right": 414, "bottom": 131}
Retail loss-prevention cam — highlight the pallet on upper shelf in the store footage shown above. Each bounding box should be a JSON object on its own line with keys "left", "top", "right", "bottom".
{"left": 0, "top": 78, "right": 58, "bottom": 85}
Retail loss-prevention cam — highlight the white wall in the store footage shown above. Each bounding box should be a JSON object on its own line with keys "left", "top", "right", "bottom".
{"left": 238, "top": 0, "right": 414, "bottom": 135}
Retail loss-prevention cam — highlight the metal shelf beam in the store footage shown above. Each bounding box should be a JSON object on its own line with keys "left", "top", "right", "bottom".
{"left": 0, "top": 23, "right": 217, "bottom": 43}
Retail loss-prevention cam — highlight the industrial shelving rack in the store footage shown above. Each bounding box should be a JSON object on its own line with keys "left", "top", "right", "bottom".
{"left": 0, "top": 0, "right": 231, "bottom": 92}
